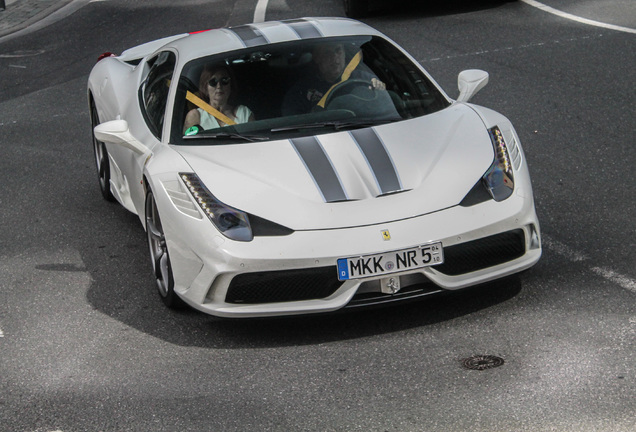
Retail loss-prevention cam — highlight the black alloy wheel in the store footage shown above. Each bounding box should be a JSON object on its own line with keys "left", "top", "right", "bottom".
{"left": 145, "top": 189, "right": 182, "bottom": 308}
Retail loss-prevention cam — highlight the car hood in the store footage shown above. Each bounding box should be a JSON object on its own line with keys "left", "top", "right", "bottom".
{"left": 175, "top": 104, "right": 493, "bottom": 230}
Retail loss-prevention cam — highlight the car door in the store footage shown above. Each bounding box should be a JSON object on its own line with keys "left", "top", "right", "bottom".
{"left": 110, "top": 51, "right": 177, "bottom": 216}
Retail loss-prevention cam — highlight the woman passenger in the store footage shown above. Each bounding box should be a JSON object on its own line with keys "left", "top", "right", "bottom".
{"left": 184, "top": 65, "right": 254, "bottom": 132}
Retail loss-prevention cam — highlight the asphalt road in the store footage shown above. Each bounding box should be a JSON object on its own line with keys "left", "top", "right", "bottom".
{"left": 1, "top": 1, "right": 635, "bottom": 431}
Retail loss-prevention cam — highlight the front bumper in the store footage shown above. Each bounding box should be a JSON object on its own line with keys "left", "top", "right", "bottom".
{"left": 156, "top": 176, "right": 541, "bottom": 318}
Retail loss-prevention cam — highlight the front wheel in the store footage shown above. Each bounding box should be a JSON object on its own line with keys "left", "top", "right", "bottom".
{"left": 145, "top": 189, "right": 182, "bottom": 308}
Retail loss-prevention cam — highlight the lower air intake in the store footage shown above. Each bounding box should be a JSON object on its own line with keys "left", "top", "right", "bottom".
{"left": 435, "top": 229, "right": 526, "bottom": 276}
{"left": 226, "top": 266, "right": 343, "bottom": 304}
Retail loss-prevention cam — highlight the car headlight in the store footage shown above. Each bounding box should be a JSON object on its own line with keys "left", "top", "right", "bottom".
{"left": 179, "top": 173, "right": 253, "bottom": 242}
{"left": 482, "top": 126, "right": 514, "bottom": 201}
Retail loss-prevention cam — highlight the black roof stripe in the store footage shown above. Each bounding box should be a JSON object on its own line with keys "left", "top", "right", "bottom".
{"left": 228, "top": 25, "right": 269, "bottom": 47}
{"left": 284, "top": 19, "right": 323, "bottom": 39}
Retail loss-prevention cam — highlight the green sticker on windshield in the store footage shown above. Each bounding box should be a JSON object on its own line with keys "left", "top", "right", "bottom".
{"left": 185, "top": 125, "right": 201, "bottom": 136}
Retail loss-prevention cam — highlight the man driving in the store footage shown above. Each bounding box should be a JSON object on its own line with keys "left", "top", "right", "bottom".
{"left": 282, "top": 42, "right": 385, "bottom": 116}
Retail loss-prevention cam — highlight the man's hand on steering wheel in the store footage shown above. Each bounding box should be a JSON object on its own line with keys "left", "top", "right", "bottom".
{"left": 370, "top": 77, "right": 386, "bottom": 90}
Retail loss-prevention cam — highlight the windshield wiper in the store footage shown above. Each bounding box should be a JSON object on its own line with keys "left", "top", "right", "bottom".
{"left": 183, "top": 132, "right": 269, "bottom": 142}
{"left": 271, "top": 118, "right": 400, "bottom": 133}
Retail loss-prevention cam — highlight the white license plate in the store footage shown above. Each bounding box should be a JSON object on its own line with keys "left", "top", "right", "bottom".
{"left": 337, "top": 242, "right": 444, "bottom": 281}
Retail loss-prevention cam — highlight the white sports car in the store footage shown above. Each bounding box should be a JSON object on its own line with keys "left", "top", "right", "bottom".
{"left": 88, "top": 17, "right": 541, "bottom": 318}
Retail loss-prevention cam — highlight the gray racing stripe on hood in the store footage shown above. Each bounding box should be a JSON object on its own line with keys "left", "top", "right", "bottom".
{"left": 290, "top": 137, "right": 348, "bottom": 203}
{"left": 350, "top": 128, "right": 403, "bottom": 195}
{"left": 284, "top": 19, "right": 323, "bottom": 39}
{"left": 228, "top": 25, "right": 270, "bottom": 47}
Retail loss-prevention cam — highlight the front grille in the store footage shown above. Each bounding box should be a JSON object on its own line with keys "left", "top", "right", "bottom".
{"left": 435, "top": 229, "right": 526, "bottom": 276}
{"left": 225, "top": 266, "right": 343, "bottom": 304}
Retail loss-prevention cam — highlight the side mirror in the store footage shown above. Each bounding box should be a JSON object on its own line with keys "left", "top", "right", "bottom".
{"left": 457, "top": 69, "right": 489, "bottom": 103}
{"left": 94, "top": 119, "right": 148, "bottom": 155}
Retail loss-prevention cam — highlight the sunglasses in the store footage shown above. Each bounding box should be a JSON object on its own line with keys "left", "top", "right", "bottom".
{"left": 208, "top": 77, "right": 231, "bottom": 87}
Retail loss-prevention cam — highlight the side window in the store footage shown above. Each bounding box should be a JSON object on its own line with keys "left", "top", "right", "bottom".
{"left": 140, "top": 51, "right": 176, "bottom": 139}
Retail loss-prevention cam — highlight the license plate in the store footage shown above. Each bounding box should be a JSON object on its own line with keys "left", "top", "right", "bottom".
{"left": 337, "top": 242, "right": 444, "bottom": 281}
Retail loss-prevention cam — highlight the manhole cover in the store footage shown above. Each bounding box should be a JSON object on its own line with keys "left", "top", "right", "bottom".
{"left": 462, "top": 355, "right": 505, "bottom": 370}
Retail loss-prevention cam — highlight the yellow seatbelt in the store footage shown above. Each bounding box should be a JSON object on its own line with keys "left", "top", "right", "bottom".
{"left": 186, "top": 91, "right": 236, "bottom": 126}
{"left": 316, "top": 51, "right": 363, "bottom": 109}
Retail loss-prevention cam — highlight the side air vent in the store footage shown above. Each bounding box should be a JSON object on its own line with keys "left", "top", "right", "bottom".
{"left": 161, "top": 180, "right": 202, "bottom": 219}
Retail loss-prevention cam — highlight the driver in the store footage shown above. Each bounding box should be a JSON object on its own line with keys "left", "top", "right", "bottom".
{"left": 282, "top": 42, "right": 385, "bottom": 116}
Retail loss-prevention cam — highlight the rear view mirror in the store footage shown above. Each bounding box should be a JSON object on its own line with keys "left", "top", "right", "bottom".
{"left": 457, "top": 69, "right": 489, "bottom": 103}
{"left": 94, "top": 120, "right": 148, "bottom": 155}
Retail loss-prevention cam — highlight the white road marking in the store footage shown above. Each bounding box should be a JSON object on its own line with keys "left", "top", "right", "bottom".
{"left": 543, "top": 234, "right": 636, "bottom": 294}
{"left": 542, "top": 236, "right": 587, "bottom": 262}
{"left": 522, "top": 0, "right": 636, "bottom": 34}
{"left": 421, "top": 34, "right": 602, "bottom": 62}
{"left": 591, "top": 267, "right": 636, "bottom": 293}
{"left": 0, "top": 328, "right": 4, "bottom": 337}
{"left": 0, "top": 49, "right": 46, "bottom": 58}
{"left": 254, "top": 0, "right": 269, "bottom": 23}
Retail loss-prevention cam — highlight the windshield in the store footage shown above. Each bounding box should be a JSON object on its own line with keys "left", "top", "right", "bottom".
{"left": 170, "top": 36, "right": 450, "bottom": 145}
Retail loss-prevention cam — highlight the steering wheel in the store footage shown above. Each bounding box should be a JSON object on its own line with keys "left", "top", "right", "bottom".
{"left": 322, "top": 79, "right": 378, "bottom": 108}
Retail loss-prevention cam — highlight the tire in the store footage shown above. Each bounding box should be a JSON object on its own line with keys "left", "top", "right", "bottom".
{"left": 90, "top": 97, "right": 115, "bottom": 202}
{"left": 344, "top": 0, "right": 369, "bottom": 18}
{"left": 145, "top": 189, "right": 183, "bottom": 308}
